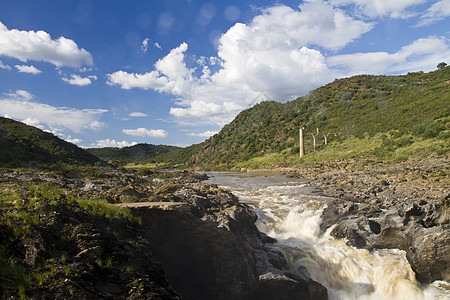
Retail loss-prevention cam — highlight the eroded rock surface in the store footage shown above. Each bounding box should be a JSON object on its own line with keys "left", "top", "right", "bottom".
{"left": 288, "top": 158, "right": 449, "bottom": 284}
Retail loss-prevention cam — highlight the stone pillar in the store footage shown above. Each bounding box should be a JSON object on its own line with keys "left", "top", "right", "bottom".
{"left": 299, "top": 128, "right": 304, "bottom": 158}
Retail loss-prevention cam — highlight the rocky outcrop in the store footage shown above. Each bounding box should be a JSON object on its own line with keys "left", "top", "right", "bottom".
{"left": 287, "top": 158, "right": 449, "bottom": 284}
{"left": 0, "top": 168, "right": 327, "bottom": 299}
{"left": 132, "top": 183, "right": 327, "bottom": 300}
{"left": 6, "top": 203, "right": 181, "bottom": 299}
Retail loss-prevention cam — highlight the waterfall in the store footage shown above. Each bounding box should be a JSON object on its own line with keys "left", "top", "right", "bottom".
{"left": 205, "top": 172, "right": 450, "bottom": 300}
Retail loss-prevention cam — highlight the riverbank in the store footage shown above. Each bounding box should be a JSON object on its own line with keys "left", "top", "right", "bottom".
{"left": 0, "top": 168, "right": 326, "bottom": 299}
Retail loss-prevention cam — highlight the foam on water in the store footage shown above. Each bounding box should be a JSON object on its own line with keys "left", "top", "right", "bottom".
{"left": 204, "top": 172, "right": 449, "bottom": 300}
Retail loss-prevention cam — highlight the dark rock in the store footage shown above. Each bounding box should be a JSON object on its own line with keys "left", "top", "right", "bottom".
{"left": 22, "top": 231, "right": 48, "bottom": 267}
{"left": 134, "top": 205, "right": 259, "bottom": 300}
{"left": 251, "top": 272, "right": 327, "bottom": 300}
{"left": 403, "top": 203, "right": 423, "bottom": 225}
{"left": 261, "top": 232, "right": 277, "bottom": 243}
{"left": 368, "top": 220, "right": 381, "bottom": 234}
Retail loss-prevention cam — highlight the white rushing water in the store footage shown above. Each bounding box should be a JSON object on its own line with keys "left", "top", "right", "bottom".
{"left": 204, "top": 172, "right": 450, "bottom": 300}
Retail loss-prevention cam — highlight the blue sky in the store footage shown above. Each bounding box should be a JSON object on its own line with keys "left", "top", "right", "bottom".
{"left": 0, "top": 0, "right": 449, "bottom": 148}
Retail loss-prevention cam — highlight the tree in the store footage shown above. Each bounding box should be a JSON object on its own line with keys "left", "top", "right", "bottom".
{"left": 437, "top": 62, "right": 447, "bottom": 69}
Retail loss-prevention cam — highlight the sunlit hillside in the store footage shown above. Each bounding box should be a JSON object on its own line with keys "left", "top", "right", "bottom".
{"left": 189, "top": 67, "right": 449, "bottom": 169}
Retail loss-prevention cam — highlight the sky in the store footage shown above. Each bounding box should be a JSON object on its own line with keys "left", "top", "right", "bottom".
{"left": 0, "top": 0, "right": 449, "bottom": 148}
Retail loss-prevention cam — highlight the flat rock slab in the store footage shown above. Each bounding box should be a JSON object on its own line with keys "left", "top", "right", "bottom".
{"left": 114, "top": 202, "right": 187, "bottom": 208}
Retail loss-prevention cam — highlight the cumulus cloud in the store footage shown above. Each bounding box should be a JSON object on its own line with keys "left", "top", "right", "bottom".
{"left": 15, "top": 64, "right": 41, "bottom": 74}
{"left": 417, "top": 0, "right": 450, "bottom": 26}
{"left": 0, "top": 21, "right": 92, "bottom": 68}
{"left": 0, "top": 90, "right": 107, "bottom": 133}
{"left": 330, "top": 0, "right": 427, "bottom": 18}
{"left": 129, "top": 112, "right": 148, "bottom": 117}
{"left": 0, "top": 60, "right": 11, "bottom": 70}
{"left": 122, "top": 128, "right": 168, "bottom": 138}
{"left": 327, "top": 36, "right": 450, "bottom": 75}
{"left": 62, "top": 74, "right": 97, "bottom": 86}
{"left": 187, "top": 130, "right": 219, "bottom": 137}
{"left": 92, "top": 139, "right": 137, "bottom": 148}
{"left": 108, "top": 2, "right": 373, "bottom": 126}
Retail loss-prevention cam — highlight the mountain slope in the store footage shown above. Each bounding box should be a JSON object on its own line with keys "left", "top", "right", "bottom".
{"left": 87, "top": 143, "right": 202, "bottom": 166}
{"left": 0, "top": 117, "right": 102, "bottom": 168}
{"left": 190, "top": 67, "right": 450, "bottom": 168}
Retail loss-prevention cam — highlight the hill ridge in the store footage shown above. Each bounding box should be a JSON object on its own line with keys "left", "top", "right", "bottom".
{"left": 189, "top": 67, "right": 449, "bottom": 168}
{"left": 0, "top": 117, "right": 102, "bottom": 168}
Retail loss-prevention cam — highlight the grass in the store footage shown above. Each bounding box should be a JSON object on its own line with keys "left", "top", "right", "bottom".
{"left": 0, "top": 179, "right": 145, "bottom": 297}
{"left": 232, "top": 132, "right": 449, "bottom": 170}
{"left": 77, "top": 197, "right": 139, "bottom": 223}
{"left": 123, "top": 162, "right": 170, "bottom": 169}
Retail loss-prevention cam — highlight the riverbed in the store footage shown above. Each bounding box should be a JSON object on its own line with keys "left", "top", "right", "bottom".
{"left": 205, "top": 172, "right": 449, "bottom": 300}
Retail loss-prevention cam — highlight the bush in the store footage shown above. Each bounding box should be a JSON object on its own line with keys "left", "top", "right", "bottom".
{"left": 412, "top": 119, "right": 444, "bottom": 139}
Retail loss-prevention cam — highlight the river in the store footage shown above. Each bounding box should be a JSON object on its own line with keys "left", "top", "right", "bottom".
{"left": 204, "top": 172, "right": 449, "bottom": 300}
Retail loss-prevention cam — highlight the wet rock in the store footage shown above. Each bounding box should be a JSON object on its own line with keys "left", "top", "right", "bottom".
{"left": 251, "top": 272, "right": 327, "bottom": 300}
{"left": 374, "top": 226, "right": 409, "bottom": 251}
{"left": 406, "top": 223, "right": 450, "bottom": 283}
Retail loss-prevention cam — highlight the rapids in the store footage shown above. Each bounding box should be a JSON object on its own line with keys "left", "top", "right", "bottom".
{"left": 204, "top": 172, "right": 449, "bottom": 300}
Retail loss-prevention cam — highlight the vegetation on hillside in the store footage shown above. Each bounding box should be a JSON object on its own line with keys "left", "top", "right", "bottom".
{"left": 190, "top": 67, "right": 449, "bottom": 169}
{"left": 87, "top": 143, "right": 202, "bottom": 167}
{"left": 0, "top": 117, "right": 103, "bottom": 168}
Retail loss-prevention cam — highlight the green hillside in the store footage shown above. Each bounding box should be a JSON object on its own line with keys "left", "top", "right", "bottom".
{"left": 190, "top": 67, "right": 450, "bottom": 169}
{"left": 0, "top": 117, "right": 103, "bottom": 168}
{"left": 87, "top": 143, "right": 202, "bottom": 167}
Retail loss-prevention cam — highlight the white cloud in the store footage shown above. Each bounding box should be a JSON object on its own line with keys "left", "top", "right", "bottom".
{"left": 22, "top": 117, "right": 45, "bottom": 129}
{"left": 5, "top": 89, "right": 34, "bottom": 101}
{"left": 92, "top": 139, "right": 137, "bottom": 148}
{"left": 15, "top": 64, "right": 41, "bottom": 74}
{"left": 154, "top": 42, "right": 162, "bottom": 50}
{"left": 65, "top": 137, "right": 83, "bottom": 144}
{"left": 0, "top": 91, "right": 107, "bottom": 133}
{"left": 187, "top": 130, "right": 219, "bottom": 137}
{"left": 107, "top": 70, "right": 169, "bottom": 90}
{"left": 327, "top": 36, "right": 450, "bottom": 75}
{"left": 141, "top": 38, "right": 150, "bottom": 53}
{"left": 0, "top": 21, "right": 92, "bottom": 68}
{"left": 330, "top": 0, "right": 427, "bottom": 18}
{"left": 62, "top": 74, "right": 97, "bottom": 86}
{"left": 417, "top": 0, "right": 450, "bottom": 26}
{"left": 108, "top": 2, "right": 372, "bottom": 126}
{"left": 122, "top": 128, "right": 168, "bottom": 138}
{"left": 0, "top": 60, "right": 11, "bottom": 70}
{"left": 129, "top": 112, "right": 148, "bottom": 117}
